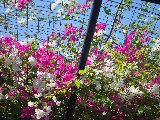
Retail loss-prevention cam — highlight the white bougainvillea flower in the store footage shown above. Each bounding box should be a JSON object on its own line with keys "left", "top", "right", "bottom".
{"left": 94, "top": 69, "right": 103, "bottom": 75}
{"left": 28, "top": 56, "right": 37, "bottom": 66}
{"left": 64, "top": 0, "right": 72, "bottom": 4}
{"left": 57, "top": 8, "right": 64, "bottom": 18}
{"left": 56, "top": 101, "right": 61, "bottom": 106}
{"left": 34, "top": 93, "right": 42, "bottom": 99}
{"left": 34, "top": 106, "right": 52, "bottom": 119}
{"left": 51, "top": 0, "right": 62, "bottom": 10}
{"left": 35, "top": 108, "right": 46, "bottom": 119}
{"left": 151, "top": 84, "right": 159, "bottom": 95}
{"left": 28, "top": 101, "right": 34, "bottom": 107}
{"left": 15, "top": 56, "right": 22, "bottom": 64}
{"left": 33, "top": 79, "right": 45, "bottom": 92}
{"left": 40, "top": 72, "right": 56, "bottom": 82}
{"left": 128, "top": 86, "right": 143, "bottom": 98}
{"left": 46, "top": 82, "right": 56, "bottom": 90}
{"left": 151, "top": 38, "right": 160, "bottom": 52}
{"left": 80, "top": 76, "right": 86, "bottom": 84}
{"left": 17, "top": 18, "right": 27, "bottom": 25}
{"left": 88, "top": 54, "right": 96, "bottom": 64}
{"left": 0, "top": 93, "right": 5, "bottom": 100}
{"left": 123, "top": 29, "right": 127, "bottom": 33}
{"left": 94, "top": 29, "right": 106, "bottom": 37}
{"left": 95, "top": 84, "right": 101, "bottom": 91}
{"left": 12, "top": 62, "right": 20, "bottom": 72}
{"left": 102, "top": 112, "right": 106, "bottom": 116}
{"left": 4, "top": 54, "right": 22, "bottom": 72}
{"left": 44, "top": 106, "right": 52, "bottom": 114}
{"left": 51, "top": 3, "right": 58, "bottom": 10}
{"left": 5, "top": 8, "right": 11, "bottom": 14}
{"left": 19, "top": 41, "right": 28, "bottom": 45}
{"left": 4, "top": 57, "right": 13, "bottom": 66}
{"left": 128, "top": 86, "right": 139, "bottom": 94}
{"left": 52, "top": 96, "right": 57, "bottom": 102}
{"left": 120, "top": 86, "right": 144, "bottom": 100}
{"left": 48, "top": 41, "right": 56, "bottom": 47}
{"left": 110, "top": 79, "right": 124, "bottom": 90}
{"left": 94, "top": 80, "right": 101, "bottom": 91}
{"left": 0, "top": 93, "right": 8, "bottom": 100}
{"left": 48, "top": 73, "right": 56, "bottom": 82}
{"left": 28, "top": 12, "right": 37, "bottom": 21}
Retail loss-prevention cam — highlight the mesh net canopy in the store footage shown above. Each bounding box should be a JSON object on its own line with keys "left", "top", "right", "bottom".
{"left": 0, "top": 0, "right": 159, "bottom": 42}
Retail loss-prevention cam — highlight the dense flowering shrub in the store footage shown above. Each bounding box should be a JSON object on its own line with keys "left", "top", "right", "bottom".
{"left": 0, "top": 29, "right": 159, "bottom": 119}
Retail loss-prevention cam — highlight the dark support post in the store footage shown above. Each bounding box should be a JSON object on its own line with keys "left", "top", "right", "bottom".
{"left": 4, "top": 0, "right": 6, "bottom": 8}
{"left": 27, "top": 4, "right": 29, "bottom": 29}
{"left": 64, "top": 0, "right": 102, "bottom": 120}
{"left": 141, "top": 0, "right": 160, "bottom": 4}
{"left": 38, "top": 18, "right": 40, "bottom": 33}
{"left": 17, "top": 30, "right": 18, "bottom": 41}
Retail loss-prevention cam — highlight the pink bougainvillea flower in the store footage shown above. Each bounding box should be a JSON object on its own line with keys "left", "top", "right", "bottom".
{"left": 143, "top": 29, "right": 148, "bottom": 35}
{"left": 126, "top": 34, "right": 133, "bottom": 41}
{"left": 4, "top": 36, "right": 14, "bottom": 47}
{"left": 20, "top": 107, "right": 35, "bottom": 118}
{"left": 76, "top": 96, "right": 83, "bottom": 103}
{"left": 25, "top": 0, "right": 32, "bottom": 2}
{"left": 83, "top": 3, "right": 90, "bottom": 7}
{"left": 79, "top": 6, "right": 84, "bottom": 12}
{"left": 70, "top": 34, "right": 78, "bottom": 42}
{"left": 64, "top": 24, "right": 78, "bottom": 36}
{"left": 145, "top": 36, "right": 150, "bottom": 42}
{"left": 8, "top": 90, "right": 17, "bottom": 97}
{"left": 133, "top": 71, "right": 140, "bottom": 76}
{"left": 68, "top": 6, "right": 76, "bottom": 15}
{"left": 15, "top": 41, "right": 30, "bottom": 54}
{"left": 95, "top": 23, "right": 106, "bottom": 32}
{"left": 131, "top": 31, "right": 136, "bottom": 35}
{"left": 146, "top": 84, "right": 151, "bottom": 89}
{"left": 17, "top": 0, "right": 32, "bottom": 9}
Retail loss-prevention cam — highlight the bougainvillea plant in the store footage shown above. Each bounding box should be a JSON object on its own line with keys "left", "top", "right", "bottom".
{"left": 0, "top": 0, "right": 160, "bottom": 120}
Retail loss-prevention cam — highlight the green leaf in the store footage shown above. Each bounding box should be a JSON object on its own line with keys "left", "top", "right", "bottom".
{"left": 75, "top": 79, "right": 81, "bottom": 88}
{"left": 2, "top": 87, "right": 9, "bottom": 95}
{"left": 65, "top": 14, "right": 70, "bottom": 20}
{"left": 104, "top": 7, "right": 111, "bottom": 16}
{"left": 138, "top": 14, "right": 144, "bottom": 19}
{"left": 33, "top": 33, "right": 38, "bottom": 38}
{"left": 22, "top": 11, "right": 25, "bottom": 16}
{"left": 4, "top": 25, "right": 8, "bottom": 30}
{"left": 39, "top": 18, "right": 48, "bottom": 21}
{"left": 78, "top": 69, "right": 86, "bottom": 75}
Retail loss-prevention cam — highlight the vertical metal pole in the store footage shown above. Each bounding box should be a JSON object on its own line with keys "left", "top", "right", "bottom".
{"left": 4, "top": 14, "right": 7, "bottom": 31}
{"left": 38, "top": 18, "right": 39, "bottom": 33}
{"left": 17, "top": 30, "right": 18, "bottom": 41}
{"left": 64, "top": 0, "right": 102, "bottom": 120}
{"left": 53, "top": 18, "right": 54, "bottom": 28}
{"left": 4, "top": 0, "right": 6, "bottom": 8}
{"left": 27, "top": 4, "right": 29, "bottom": 29}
